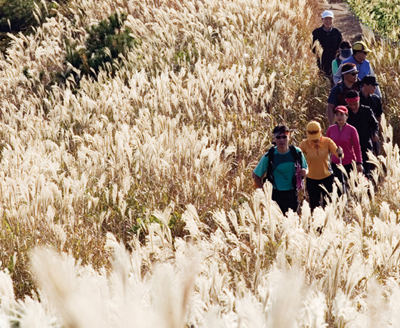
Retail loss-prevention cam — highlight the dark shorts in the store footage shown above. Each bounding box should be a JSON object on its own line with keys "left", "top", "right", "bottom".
{"left": 272, "top": 189, "right": 298, "bottom": 214}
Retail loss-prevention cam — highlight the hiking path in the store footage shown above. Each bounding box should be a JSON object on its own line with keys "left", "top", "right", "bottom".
{"left": 322, "top": 0, "right": 364, "bottom": 43}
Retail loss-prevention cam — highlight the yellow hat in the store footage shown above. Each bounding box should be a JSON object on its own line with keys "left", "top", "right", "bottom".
{"left": 353, "top": 41, "right": 372, "bottom": 53}
{"left": 307, "top": 121, "right": 321, "bottom": 140}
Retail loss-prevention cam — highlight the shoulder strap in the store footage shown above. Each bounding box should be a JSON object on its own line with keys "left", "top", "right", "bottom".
{"left": 289, "top": 146, "right": 302, "bottom": 189}
{"left": 289, "top": 146, "right": 301, "bottom": 166}
{"left": 264, "top": 146, "right": 276, "bottom": 187}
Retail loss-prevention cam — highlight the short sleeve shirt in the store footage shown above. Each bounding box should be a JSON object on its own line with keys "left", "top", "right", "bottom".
{"left": 253, "top": 147, "right": 307, "bottom": 191}
{"left": 328, "top": 82, "right": 360, "bottom": 107}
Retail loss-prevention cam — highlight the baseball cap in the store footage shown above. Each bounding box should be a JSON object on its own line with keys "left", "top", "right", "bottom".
{"left": 353, "top": 41, "right": 372, "bottom": 53}
{"left": 361, "top": 75, "right": 379, "bottom": 86}
{"left": 321, "top": 10, "right": 334, "bottom": 18}
{"left": 334, "top": 106, "right": 348, "bottom": 114}
{"left": 272, "top": 124, "right": 290, "bottom": 135}
{"left": 306, "top": 121, "right": 322, "bottom": 140}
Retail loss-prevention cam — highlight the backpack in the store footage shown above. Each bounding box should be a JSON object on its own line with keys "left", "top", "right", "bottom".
{"left": 263, "top": 145, "right": 303, "bottom": 191}
{"left": 334, "top": 57, "right": 342, "bottom": 68}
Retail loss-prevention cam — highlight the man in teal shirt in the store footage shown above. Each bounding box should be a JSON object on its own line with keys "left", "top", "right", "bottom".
{"left": 253, "top": 124, "right": 307, "bottom": 214}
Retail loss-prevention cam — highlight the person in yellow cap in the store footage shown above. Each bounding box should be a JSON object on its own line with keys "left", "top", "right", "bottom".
{"left": 300, "top": 121, "right": 343, "bottom": 211}
{"left": 333, "top": 41, "right": 381, "bottom": 97}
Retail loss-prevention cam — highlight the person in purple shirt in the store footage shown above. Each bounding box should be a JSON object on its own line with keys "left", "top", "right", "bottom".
{"left": 326, "top": 105, "right": 363, "bottom": 183}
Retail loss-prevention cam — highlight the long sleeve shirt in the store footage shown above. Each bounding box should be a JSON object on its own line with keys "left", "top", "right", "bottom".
{"left": 300, "top": 137, "right": 340, "bottom": 180}
{"left": 360, "top": 92, "right": 383, "bottom": 120}
{"left": 326, "top": 123, "right": 362, "bottom": 165}
{"left": 312, "top": 26, "right": 342, "bottom": 76}
{"left": 347, "top": 104, "right": 379, "bottom": 150}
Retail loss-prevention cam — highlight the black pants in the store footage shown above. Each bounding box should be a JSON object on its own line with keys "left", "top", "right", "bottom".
{"left": 272, "top": 189, "right": 298, "bottom": 214}
{"left": 373, "top": 140, "right": 380, "bottom": 156}
{"left": 361, "top": 148, "right": 374, "bottom": 178}
{"left": 332, "top": 163, "right": 353, "bottom": 182}
{"left": 332, "top": 163, "right": 354, "bottom": 196}
{"left": 306, "top": 175, "right": 334, "bottom": 211}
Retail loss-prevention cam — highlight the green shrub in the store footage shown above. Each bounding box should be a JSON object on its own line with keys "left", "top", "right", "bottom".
{"left": 347, "top": 0, "right": 400, "bottom": 41}
{"left": 0, "top": 0, "right": 70, "bottom": 53}
{"left": 0, "top": 0, "right": 38, "bottom": 33}
{"left": 65, "top": 12, "right": 138, "bottom": 80}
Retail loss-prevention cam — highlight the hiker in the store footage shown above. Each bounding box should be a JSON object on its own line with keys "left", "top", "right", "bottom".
{"left": 345, "top": 90, "right": 379, "bottom": 177}
{"left": 333, "top": 41, "right": 381, "bottom": 97}
{"left": 360, "top": 75, "right": 382, "bottom": 122}
{"left": 326, "top": 106, "right": 363, "bottom": 185}
{"left": 312, "top": 10, "right": 342, "bottom": 77}
{"left": 300, "top": 121, "right": 343, "bottom": 211}
{"left": 332, "top": 40, "right": 352, "bottom": 76}
{"left": 327, "top": 63, "right": 360, "bottom": 125}
{"left": 360, "top": 75, "right": 382, "bottom": 155}
{"left": 253, "top": 124, "right": 307, "bottom": 214}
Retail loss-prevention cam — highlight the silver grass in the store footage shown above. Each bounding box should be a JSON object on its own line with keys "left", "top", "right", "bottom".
{"left": 265, "top": 268, "right": 304, "bottom": 328}
{"left": 1, "top": 0, "right": 400, "bottom": 326}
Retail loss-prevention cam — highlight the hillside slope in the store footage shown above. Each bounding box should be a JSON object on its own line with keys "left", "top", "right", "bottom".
{"left": 0, "top": 0, "right": 400, "bottom": 327}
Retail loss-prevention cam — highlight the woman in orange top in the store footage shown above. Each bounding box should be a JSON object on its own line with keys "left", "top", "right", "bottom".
{"left": 300, "top": 121, "right": 343, "bottom": 211}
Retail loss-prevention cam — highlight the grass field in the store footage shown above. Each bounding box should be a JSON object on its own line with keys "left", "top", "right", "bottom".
{"left": 0, "top": 0, "right": 400, "bottom": 326}
{"left": 347, "top": 0, "right": 400, "bottom": 41}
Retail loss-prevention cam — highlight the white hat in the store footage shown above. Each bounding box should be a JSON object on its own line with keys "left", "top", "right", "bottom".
{"left": 321, "top": 10, "right": 334, "bottom": 18}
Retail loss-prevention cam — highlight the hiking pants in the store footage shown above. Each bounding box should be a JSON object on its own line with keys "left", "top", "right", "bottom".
{"left": 332, "top": 163, "right": 353, "bottom": 196}
{"left": 332, "top": 163, "right": 353, "bottom": 182}
{"left": 272, "top": 189, "right": 298, "bottom": 214}
{"left": 361, "top": 148, "right": 374, "bottom": 179}
{"left": 306, "top": 174, "right": 334, "bottom": 211}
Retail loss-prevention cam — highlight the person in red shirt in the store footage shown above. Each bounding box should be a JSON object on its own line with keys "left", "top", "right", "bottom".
{"left": 326, "top": 106, "right": 363, "bottom": 184}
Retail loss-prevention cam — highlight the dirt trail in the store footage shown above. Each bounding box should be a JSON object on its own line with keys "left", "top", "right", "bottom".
{"left": 321, "top": 0, "right": 363, "bottom": 43}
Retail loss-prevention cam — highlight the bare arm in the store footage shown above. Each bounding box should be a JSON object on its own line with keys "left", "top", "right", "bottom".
{"left": 327, "top": 103, "right": 335, "bottom": 126}
{"left": 252, "top": 172, "right": 263, "bottom": 188}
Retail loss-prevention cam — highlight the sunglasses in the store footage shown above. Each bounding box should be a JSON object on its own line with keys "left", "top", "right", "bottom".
{"left": 349, "top": 73, "right": 358, "bottom": 76}
{"left": 307, "top": 130, "right": 319, "bottom": 135}
{"left": 362, "top": 51, "right": 368, "bottom": 55}
{"left": 275, "top": 135, "right": 288, "bottom": 140}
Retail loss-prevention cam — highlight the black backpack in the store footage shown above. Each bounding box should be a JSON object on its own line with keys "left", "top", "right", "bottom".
{"left": 263, "top": 145, "right": 303, "bottom": 189}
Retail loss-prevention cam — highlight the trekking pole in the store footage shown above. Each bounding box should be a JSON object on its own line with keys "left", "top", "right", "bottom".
{"left": 339, "top": 154, "right": 346, "bottom": 195}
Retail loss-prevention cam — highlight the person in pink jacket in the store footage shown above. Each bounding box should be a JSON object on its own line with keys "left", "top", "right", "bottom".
{"left": 326, "top": 105, "right": 363, "bottom": 182}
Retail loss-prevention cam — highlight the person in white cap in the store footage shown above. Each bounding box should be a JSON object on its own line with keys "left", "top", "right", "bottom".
{"left": 312, "top": 10, "right": 342, "bottom": 77}
{"left": 326, "top": 62, "right": 360, "bottom": 125}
